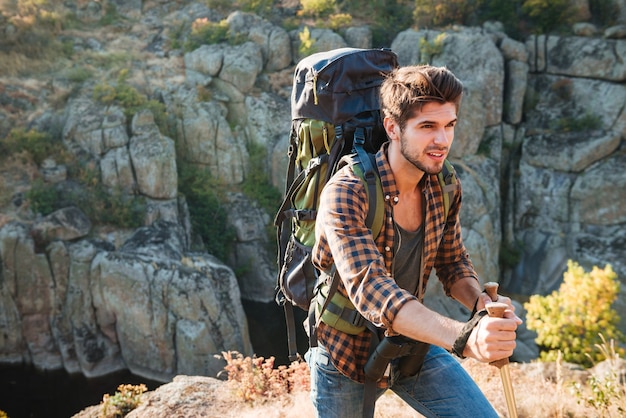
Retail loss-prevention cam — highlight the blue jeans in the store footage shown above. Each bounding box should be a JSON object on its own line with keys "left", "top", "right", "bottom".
{"left": 305, "top": 345, "right": 499, "bottom": 418}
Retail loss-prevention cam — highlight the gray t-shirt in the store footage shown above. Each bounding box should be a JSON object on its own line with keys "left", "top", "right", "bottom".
{"left": 392, "top": 221, "right": 424, "bottom": 296}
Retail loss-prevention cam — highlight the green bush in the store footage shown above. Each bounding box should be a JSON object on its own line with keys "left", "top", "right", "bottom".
{"left": 418, "top": 33, "right": 446, "bottom": 64}
{"left": 299, "top": 0, "right": 337, "bottom": 18}
{"left": 93, "top": 69, "right": 169, "bottom": 136}
{"left": 298, "top": 26, "right": 317, "bottom": 57}
{"left": 27, "top": 175, "right": 145, "bottom": 228}
{"left": 177, "top": 163, "right": 236, "bottom": 260}
{"left": 1, "top": 128, "right": 68, "bottom": 165}
{"left": 524, "top": 260, "right": 625, "bottom": 368}
{"left": 522, "top": 0, "right": 577, "bottom": 33}
{"left": 552, "top": 113, "right": 603, "bottom": 133}
{"left": 183, "top": 18, "right": 246, "bottom": 52}
{"left": 241, "top": 141, "right": 282, "bottom": 220}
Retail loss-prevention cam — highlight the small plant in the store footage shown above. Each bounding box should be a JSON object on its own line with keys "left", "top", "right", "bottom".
{"left": 325, "top": 13, "right": 352, "bottom": 31}
{"left": 1, "top": 128, "right": 69, "bottom": 166}
{"left": 522, "top": 0, "right": 577, "bottom": 34}
{"left": 238, "top": 0, "right": 274, "bottom": 17}
{"left": 524, "top": 260, "right": 624, "bottom": 367}
{"left": 219, "top": 351, "right": 310, "bottom": 404}
{"left": 552, "top": 113, "right": 603, "bottom": 133}
{"left": 298, "top": 26, "right": 316, "bottom": 57}
{"left": 100, "top": 383, "right": 147, "bottom": 418}
{"left": 93, "top": 69, "right": 169, "bottom": 135}
{"left": 184, "top": 18, "right": 245, "bottom": 52}
{"left": 571, "top": 335, "right": 626, "bottom": 417}
{"left": 299, "top": 0, "right": 337, "bottom": 18}
{"left": 177, "top": 162, "right": 236, "bottom": 259}
{"left": 419, "top": 33, "right": 446, "bottom": 64}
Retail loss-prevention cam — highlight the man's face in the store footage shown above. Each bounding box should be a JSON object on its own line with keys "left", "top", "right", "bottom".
{"left": 397, "top": 101, "right": 457, "bottom": 175}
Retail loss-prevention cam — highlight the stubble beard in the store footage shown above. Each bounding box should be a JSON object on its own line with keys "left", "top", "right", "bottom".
{"left": 399, "top": 133, "right": 446, "bottom": 175}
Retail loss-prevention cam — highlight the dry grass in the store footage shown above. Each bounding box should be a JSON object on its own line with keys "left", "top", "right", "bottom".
{"left": 219, "top": 352, "right": 626, "bottom": 418}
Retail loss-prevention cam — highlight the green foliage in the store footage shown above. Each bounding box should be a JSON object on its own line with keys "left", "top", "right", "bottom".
{"left": 1, "top": 128, "right": 68, "bottom": 165}
{"left": 299, "top": 0, "right": 337, "bottom": 18}
{"left": 552, "top": 113, "right": 603, "bottom": 133}
{"left": 325, "top": 13, "right": 353, "bottom": 31}
{"left": 27, "top": 179, "right": 63, "bottom": 216}
{"left": 238, "top": 0, "right": 274, "bottom": 17}
{"left": 98, "top": 2, "right": 120, "bottom": 27}
{"left": 418, "top": 33, "right": 446, "bottom": 64}
{"left": 499, "top": 240, "right": 523, "bottom": 269}
{"left": 100, "top": 384, "right": 147, "bottom": 418}
{"left": 92, "top": 69, "right": 169, "bottom": 135}
{"left": 177, "top": 162, "right": 236, "bottom": 260}
{"left": 360, "top": 0, "right": 414, "bottom": 47}
{"left": 572, "top": 336, "right": 626, "bottom": 416}
{"left": 589, "top": 0, "right": 620, "bottom": 27}
{"left": 298, "top": 26, "right": 317, "bottom": 57}
{"left": 414, "top": 0, "right": 479, "bottom": 28}
{"left": 27, "top": 172, "right": 146, "bottom": 228}
{"left": 524, "top": 260, "right": 625, "bottom": 368}
{"left": 522, "top": 0, "right": 577, "bottom": 33}
{"left": 184, "top": 18, "right": 246, "bottom": 52}
{"left": 241, "top": 141, "right": 282, "bottom": 220}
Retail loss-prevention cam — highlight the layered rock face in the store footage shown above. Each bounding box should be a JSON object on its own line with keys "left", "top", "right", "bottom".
{"left": 0, "top": 2, "right": 625, "bottom": 380}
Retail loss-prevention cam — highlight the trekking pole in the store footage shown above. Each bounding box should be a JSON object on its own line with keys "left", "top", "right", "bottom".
{"left": 484, "top": 282, "right": 518, "bottom": 418}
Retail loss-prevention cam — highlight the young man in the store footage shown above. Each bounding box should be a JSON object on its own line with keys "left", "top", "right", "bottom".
{"left": 307, "top": 65, "right": 522, "bottom": 417}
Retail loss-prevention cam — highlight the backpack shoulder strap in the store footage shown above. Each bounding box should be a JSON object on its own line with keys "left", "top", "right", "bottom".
{"left": 352, "top": 152, "right": 384, "bottom": 239}
{"left": 437, "top": 159, "right": 458, "bottom": 220}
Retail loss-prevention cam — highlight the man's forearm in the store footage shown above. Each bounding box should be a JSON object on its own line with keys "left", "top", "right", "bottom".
{"left": 391, "top": 300, "right": 464, "bottom": 351}
{"left": 449, "top": 277, "right": 483, "bottom": 311}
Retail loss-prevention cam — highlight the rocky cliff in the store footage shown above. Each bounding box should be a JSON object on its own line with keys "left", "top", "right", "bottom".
{"left": 0, "top": 1, "right": 625, "bottom": 383}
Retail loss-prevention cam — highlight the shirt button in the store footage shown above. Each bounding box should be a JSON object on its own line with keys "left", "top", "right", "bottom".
{"left": 385, "top": 246, "right": 391, "bottom": 252}
{"left": 385, "top": 194, "right": 391, "bottom": 201}
{"left": 393, "top": 196, "right": 399, "bottom": 203}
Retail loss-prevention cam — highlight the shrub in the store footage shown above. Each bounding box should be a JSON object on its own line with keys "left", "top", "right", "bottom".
{"left": 241, "top": 141, "right": 282, "bottom": 218}
{"left": 100, "top": 383, "right": 147, "bottom": 418}
{"left": 299, "top": 0, "right": 337, "bottom": 18}
{"left": 325, "top": 13, "right": 353, "bottom": 31}
{"left": 522, "top": 0, "right": 577, "bottom": 33}
{"left": 552, "top": 113, "right": 603, "bottom": 133}
{"left": 572, "top": 335, "right": 626, "bottom": 416}
{"left": 524, "top": 260, "right": 625, "bottom": 367}
{"left": 184, "top": 18, "right": 246, "bottom": 52}
{"left": 219, "top": 351, "right": 310, "bottom": 403}
{"left": 93, "top": 69, "right": 169, "bottom": 136}
{"left": 418, "top": 33, "right": 446, "bottom": 64}
{"left": 298, "top": 26, "right": 316, "bottom": 57}
{"left": 26, "top": 179, "right": 63, "bottom": 216}
{"left": 177, "top": 162, "right": 236, "bottom": 260}
{"left": 1, "top": 128, "right": 69, "bottom": 165}
{"left": 414, "top": 0, "right": 487, "bottom": 28}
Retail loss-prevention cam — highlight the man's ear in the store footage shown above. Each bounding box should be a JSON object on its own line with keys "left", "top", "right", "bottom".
{"left": 383, "top": 118, "right": 399, "bottom": 141}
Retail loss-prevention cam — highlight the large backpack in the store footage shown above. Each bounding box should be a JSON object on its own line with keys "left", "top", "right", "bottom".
{"left": 273, "top": 48, "right": 458, "bottom": 362}
{"left": 274, "top": 47, "right": 398, "bottom": 361}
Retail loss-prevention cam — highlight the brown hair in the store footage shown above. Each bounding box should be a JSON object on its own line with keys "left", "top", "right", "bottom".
{"left": 379, "top": 65, "right": 463, "bottom": 131}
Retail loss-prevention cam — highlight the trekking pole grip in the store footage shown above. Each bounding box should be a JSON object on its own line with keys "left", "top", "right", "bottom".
{"left": 484, "top": 281, "right": 509, "bottom": 368}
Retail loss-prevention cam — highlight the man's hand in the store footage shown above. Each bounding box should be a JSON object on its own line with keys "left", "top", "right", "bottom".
{"left": 462, "top": 309, "right": 521, "bottom": 362}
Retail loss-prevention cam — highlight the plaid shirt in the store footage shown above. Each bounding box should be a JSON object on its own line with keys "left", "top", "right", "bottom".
{"left": 312, "top": 143, "right": 478, "bottom": 383}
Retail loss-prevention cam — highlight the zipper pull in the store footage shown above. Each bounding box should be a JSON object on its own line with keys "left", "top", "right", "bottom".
{"left": 313, "top": 74, "right": 318, "bottom": 105}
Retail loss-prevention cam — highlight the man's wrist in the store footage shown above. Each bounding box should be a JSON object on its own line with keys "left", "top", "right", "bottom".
{"left": 451, "top": 310, "right": 488, "bottom": 358}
